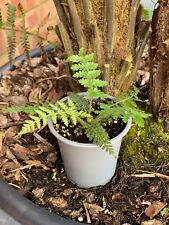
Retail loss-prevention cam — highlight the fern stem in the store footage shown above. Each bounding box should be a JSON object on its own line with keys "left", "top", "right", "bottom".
{"left": 77, "top": 117, "right": 87, "bottom": 126}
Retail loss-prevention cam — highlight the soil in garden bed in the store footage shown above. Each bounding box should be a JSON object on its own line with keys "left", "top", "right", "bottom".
{"left": 0, "top": 47, "right": 169, "bottom": 225}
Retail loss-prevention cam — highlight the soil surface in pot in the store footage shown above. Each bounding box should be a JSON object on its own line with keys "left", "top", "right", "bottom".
{"left": 0, "top": 47, "right": 169, "bottom": 225}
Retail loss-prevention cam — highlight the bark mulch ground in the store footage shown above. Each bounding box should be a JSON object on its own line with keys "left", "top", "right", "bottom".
{"left": 0, "top": 48, "right": 169, "bottom": 225}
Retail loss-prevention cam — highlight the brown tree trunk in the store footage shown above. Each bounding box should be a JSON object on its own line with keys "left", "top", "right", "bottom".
{"left": 53, "top": 0, "right": 149, "bottom": 96}
{"left": 150, "top": 0, "right": 169, "bottom": 128}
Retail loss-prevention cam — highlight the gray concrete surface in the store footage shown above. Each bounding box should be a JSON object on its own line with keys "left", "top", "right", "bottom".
{"left": 0, "top": 209, "right": 21, "bottom": 225}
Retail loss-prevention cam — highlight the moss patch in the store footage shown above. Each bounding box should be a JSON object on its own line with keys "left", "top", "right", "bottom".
{"left": 123, "top": 118, "right": 169, "bottom": 169}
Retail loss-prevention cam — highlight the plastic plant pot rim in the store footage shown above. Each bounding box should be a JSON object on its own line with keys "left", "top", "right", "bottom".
{"left": 0, "top": 46, "right": 84, "bottom": 225}
{"left": 48, "top": 92, "right": 132, "bottom": 148}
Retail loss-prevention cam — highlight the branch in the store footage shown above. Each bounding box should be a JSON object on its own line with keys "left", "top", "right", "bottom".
{"left": 67, "top": 0, "right": 86, "bottom": 49}
{"left": 53, "top": 0, "right": 70, "bottom": 32}
{"left": 127, "top": 0, "right": 140, "bottom": 49}
{"left": 57, "top": 22, "right": 73, "bottom": 56}
{"left": 81, "top": 0, "right": 104, "bottom": 67}
{"left": 104, "top": 0, "right": 116, "bottom": 59}
{"left": 81, "top": 0, "right": 91, "bottom": 28}
{"left": 120, "top": 28, "right": 151, "bottom": 92}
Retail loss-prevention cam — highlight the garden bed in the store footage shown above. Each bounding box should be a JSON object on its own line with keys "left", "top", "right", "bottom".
{"left": 0, "top": 48, "right": 169, "bottom": 225}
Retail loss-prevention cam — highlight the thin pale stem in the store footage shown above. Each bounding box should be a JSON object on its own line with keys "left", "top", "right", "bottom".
{"left": 57, "top": 22, "right": 73, "bottom": 56}
{"left": 67, "top": 0, "right": 86, "bottom": 49}
{"left": 104, "top": 0, "right": 116, "bottom": 59}
{"left": 127, "top": 0, "right": 140, "bottom": 48}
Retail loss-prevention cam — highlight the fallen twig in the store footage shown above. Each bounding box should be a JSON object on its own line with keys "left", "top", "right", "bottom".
{"left": 11, "top": 160, "right": 49, "bottom": 172}
{"left": 131, "top": 171, "right": 169, "bottom": 181}
{"left": 2, "top": 121, "right": 23, "bottom": 129}
{"left": 83, "top": 201, "right": 91, "bottom": 224}
{"left": 33, "top": 132, "right": 53, "bottom": 148}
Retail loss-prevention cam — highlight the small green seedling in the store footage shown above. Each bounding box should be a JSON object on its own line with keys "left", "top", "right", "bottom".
{"left": 160, "top": 207, "right": 169, "bottom": 217}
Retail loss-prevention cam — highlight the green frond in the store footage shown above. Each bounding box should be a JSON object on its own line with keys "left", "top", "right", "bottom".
{"left": 7, "top": 3, "right": 16, "bottom": 26}
{"left": 69, "top": 93, "right": 88, "bottom": 111}
{"left": 17, "top": 3, "right": 25, "bottom": 16}
{"left": 73, "top": 70, "right": 101, "bottom": 79}
{"left": 77, "top": 111, "right": 92, "bottom": 120}
{"left": 67, "top": 55, "right": 82, "bottom": 63}
{"left": 20, "top": 31, "right": 30, "bottom": 59}
{"left": 67, "top": 48, "right": 106, "bottom": 99}
{"left": 87, "top": 89, "right": 108, "bottom": 98}
{"left": 7, "top": 28, "right": 16, "bottom": 65}
{"left": 81, "top": 53, "right": 94, "bottom": 63}
{"left": 67, "top": 53, "right": 94, "bottom": 64}
{"left": 57, "top": 107, "right": 69, "bottom": 126}
{"left": 4, "top": 105, "right": 37, "bottom": 114}
{"left": 79, "top": 79, "right": 107, "bottom": 88}
{"left": 39, "top": 106, "right": 57, "bottom": 124}
{"left": 71, "top": 62, "right": 98, "bottom": 71}
{"left": 6, "top": 3, "right": 16, "bottom": 65}
{"left": 29, "top": 115, "right": 41, "bottom": 129}
{"left": 98, "top": 89, "right": 150, "bottom": 126}
{"left": 19, "top": 120, "right": 36, "bottom": 135}
{"left": 34, "top": 109, "right": 48, "bottom": 126}
{"left": 84, "top": 123, "right": 114, "bottom": 155}
{"left": 17, "top": 3, "right": 30, "bottom": 60}
{"left": 67, "top": 98, "right": 77, "bottom": 125}
{"left": 79, "top": 47, "right": 85, "bottom": 56}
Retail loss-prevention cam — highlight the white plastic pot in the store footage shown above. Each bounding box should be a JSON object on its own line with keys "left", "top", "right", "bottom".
{"left": 48, "top": 93, "right": 132, "bottom": 188}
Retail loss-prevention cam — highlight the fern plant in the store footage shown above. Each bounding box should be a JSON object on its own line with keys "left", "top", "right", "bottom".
{"left": 5, "top": 48, "right": 150, "bottom": 155}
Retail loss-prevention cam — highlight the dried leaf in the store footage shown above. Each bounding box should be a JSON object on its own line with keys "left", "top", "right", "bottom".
{"left": 30, "top": 57, "right": 42, "bottom": 67}
{"left": 63, "top": 208, "right": 83, "bottom": 219}
{"left": 86, "top": 192, "right": 95, "bottom": 203}
{"left": 32, "top": 187, "right": 45, "bottom": 198}
{"left": 33, "top": 68, "right": 43, "bottom": 78}
{"left": 112, "top": 192, "right": 126, "bottom": 201}
{"left": 0, "top": 131, "right": 4, "bottom": 152}
{"left": 61, "top": 188, "right": 73, "bottom": 196}
{"left": 88, "top": 203, "right": 104, "bottom": 216}
{"left": 28, "top": 87, "right": 41, "bottom": 103}
{"left": 25, "top": 160, "right": 49, "bottom": 170}
{"left": 48, "top": 197, "right": 68, "bottom": 208}
{"left": 9, "top": 112, "right": 20, "bottom": 121}
{"left": 145, "top": 201, "right": 167, "bottom": 218}
{"left": 0, "top": 114, "right": 8, "bottom": 127}
{"left": 13, "top": 143, "right": 30, "bottom": 161}
{"left": 1, "top": 161, "right": 18, "bottom": 179}
{"left": 47, "top": 64, "right": 59, "bottom": 74}
{"left": 141, "top": 219, "right": 163, "bottom": 225}
{"left": 5, "top": 126, "right": 18, "bottom": 138}
{"left": 10, "top": 96, "right": 28, "bottom": 105}
{"left": 0, "top": 87, "right": 10, "bottom": 96}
